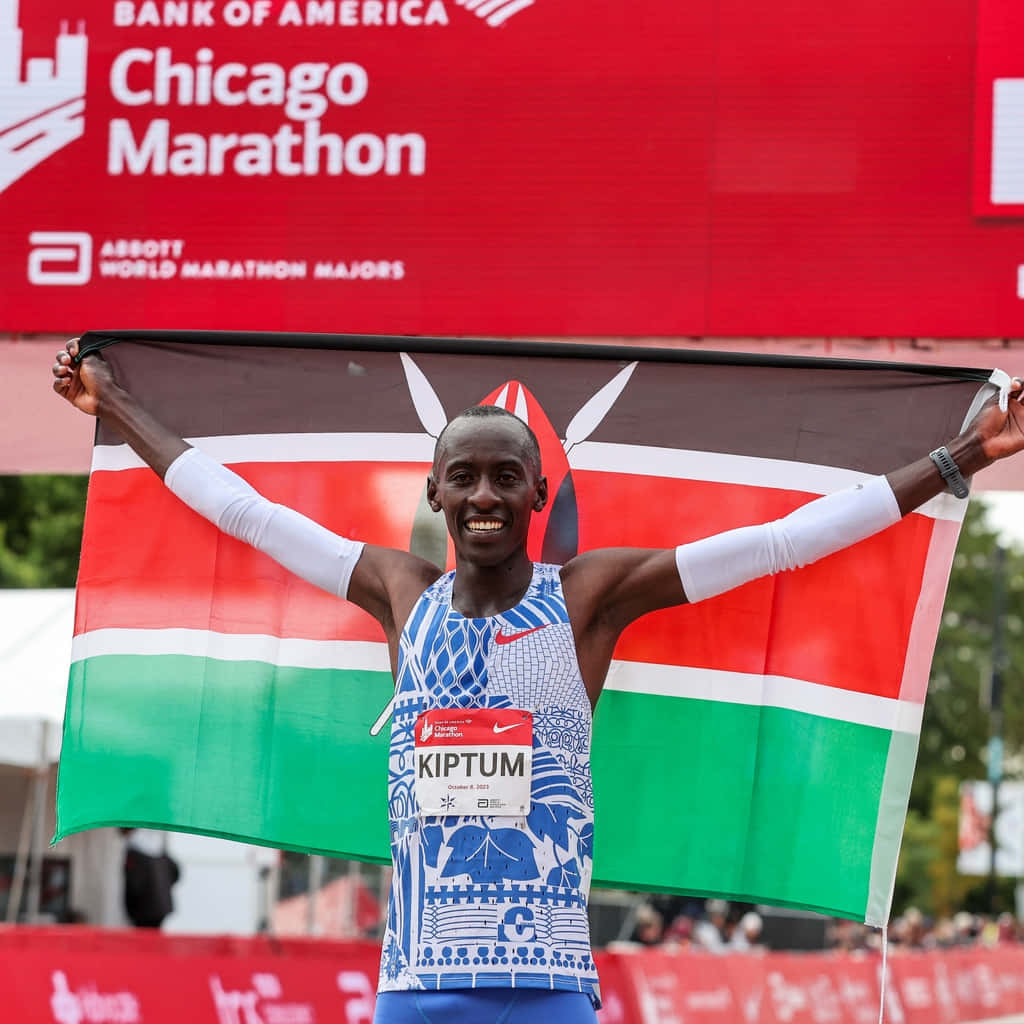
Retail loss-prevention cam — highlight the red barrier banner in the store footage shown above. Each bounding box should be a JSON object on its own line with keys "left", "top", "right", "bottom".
{"left": 6, "top": 1, "right": 1024, "bottom": 336}
{"left": 599, "top": 949, "right": 740, "bottom": 1023}
{"left": 3, "top": 928, "right": 1024, "bottom": 1024}
{"left": 829, "top": 957, "right": 883, "bottom": 1024}
{"left": 984, "top": 946, "right": 1024, "bottom": 1014}
{"left": 594, "top": 951, "right": 642, "bottom": 1024}
{"left": 0, "top": 928, "right": 382, "bottom": 1024}
{"left": 600, "top": 946, "right": 1024, "bottom": 1024}
{"left": 945, "top": 949, "right": 1015, "bottom": 1021}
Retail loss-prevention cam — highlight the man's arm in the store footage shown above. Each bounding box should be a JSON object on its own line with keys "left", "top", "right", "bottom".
{"left": 563, "top": 377, "right": 1024, "bottom": 703}
{"left": 53, "top": 340, "right": 440, "bottom": 637}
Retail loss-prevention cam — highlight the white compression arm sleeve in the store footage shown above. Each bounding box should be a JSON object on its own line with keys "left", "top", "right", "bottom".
{"left": 675, "top": 475, "right": 901, "bottom": 604}
{"left": 164, "top": 446, "right": 366, "bottom": 599}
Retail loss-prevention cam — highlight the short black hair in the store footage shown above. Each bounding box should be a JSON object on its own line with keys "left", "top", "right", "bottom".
{"left": 433, "top": 405, "right": 542, "bottom": 474}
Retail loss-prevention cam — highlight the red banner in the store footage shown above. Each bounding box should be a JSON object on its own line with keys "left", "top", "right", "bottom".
{"left": 6, "top": 1, "right": 1024, "bottom": 336}
{"left": 0, "top": 928, "right": 382, "bottom": 1024}
{"left": 3, "top": 928, "right": 1024, "bottom": 1024}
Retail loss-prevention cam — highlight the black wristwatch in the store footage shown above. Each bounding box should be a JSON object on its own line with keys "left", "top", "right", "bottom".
{"left": 928, "top": 446, "right": 970, "bottom": 499}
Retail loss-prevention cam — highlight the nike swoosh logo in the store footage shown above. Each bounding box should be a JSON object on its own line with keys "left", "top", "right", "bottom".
{"left": 494, "top": 625, "right": 549, "bottom": 645}
{"left": 493, "top": 722, "right": 527, "bottom": 734}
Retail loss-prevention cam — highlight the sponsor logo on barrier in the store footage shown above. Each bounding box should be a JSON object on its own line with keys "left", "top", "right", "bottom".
{"left": 335, "top": 971, "right": 375, "bottom": 1024}
{"left": 209, "top": 973, "right": 315, "bottom": 1024}
{"left": 49, "top": 970, "right": 141, "bottom": 1024}
{"left": 0, "top": 2, "right": 88, "bottom": 195}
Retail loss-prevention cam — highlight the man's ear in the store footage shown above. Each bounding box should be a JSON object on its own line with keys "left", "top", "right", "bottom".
{"left": 426, "top": 473, "right": 441, "bottom": 512}
{"left": 533, "top": 475, "right": 548, "bottom": 513}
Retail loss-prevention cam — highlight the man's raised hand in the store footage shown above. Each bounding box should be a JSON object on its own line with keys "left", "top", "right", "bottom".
{"left": 973, "top": 375, "right": 1024, "bottom": 463}
{"left": 52, "top": 338, "right": 115, "bottom": 418}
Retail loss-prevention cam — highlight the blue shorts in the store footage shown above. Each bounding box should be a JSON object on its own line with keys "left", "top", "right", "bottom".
{"left": 373, "top": 989, "right": 598, "bottom": 1024}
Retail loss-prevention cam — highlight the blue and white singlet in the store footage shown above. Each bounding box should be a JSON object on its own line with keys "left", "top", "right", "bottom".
{"left": 377, "top": 563, "right": 600, "bottom": 1006}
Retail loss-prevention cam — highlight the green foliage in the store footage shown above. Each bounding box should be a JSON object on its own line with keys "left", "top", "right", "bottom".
{"left": 894, "top": 499, "right": 1024, "bottom": 916}
{"left": 912, "top": 499, "right": 1024, "bottom": 815}
{"left": 0, "top": 475, "right": 89, "bottom": 588}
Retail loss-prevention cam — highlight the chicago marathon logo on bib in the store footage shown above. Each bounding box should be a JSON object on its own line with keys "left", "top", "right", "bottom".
{"left": 414, "top": 708, "right": 532, "bottom": 815}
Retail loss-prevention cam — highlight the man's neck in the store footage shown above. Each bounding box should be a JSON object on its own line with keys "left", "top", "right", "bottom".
{"left": 450, "top": 553, "right": 534, "bottom": 618}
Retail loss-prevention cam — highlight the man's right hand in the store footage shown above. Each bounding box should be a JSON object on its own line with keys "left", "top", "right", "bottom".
{"left": 52, "top": 337, "right": 114, "bottom": 417}
{"left": 51, "top": 337, "right": 189, "bottom": 477}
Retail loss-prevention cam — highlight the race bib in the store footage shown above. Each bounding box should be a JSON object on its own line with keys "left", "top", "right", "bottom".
{"left": 414, "top": 708, "right": 533, "bottom": 816}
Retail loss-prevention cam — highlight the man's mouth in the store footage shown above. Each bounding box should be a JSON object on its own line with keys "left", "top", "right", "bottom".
{"left": 465, "top": 519, "right": 505, "bottom": 534}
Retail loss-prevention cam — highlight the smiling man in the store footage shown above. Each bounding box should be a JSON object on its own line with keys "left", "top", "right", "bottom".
{"left": 53, "top": 340, "right": 1024, "bottom": 1024}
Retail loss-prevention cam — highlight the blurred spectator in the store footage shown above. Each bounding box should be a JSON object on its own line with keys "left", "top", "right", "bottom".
{"left": 997, "top": 912, "right": 1018, "bottom": 945}
{"left": 693, "top": 899, "right": 731, "bottom": 953}
{"left": 121, "top": 829, "right": 180, "bottom": 929}
{"left": 629, "top": 903, "right": 664, "bottom": 946}
{"left": 729, "top": 911, "right": 764, "bottom": 953}
{"left": 827, "top": 917, "right": 863, "bottom": 952}
{"left": 663, "top": 915, "right": 694, "bottom": 950}
{"left": 953, "top": 911, "right": 977, "bottom": 946}
{"left": 932, "top": 917, "right": 957, "bottom": 949}
{"left": 903, "top": 906, "right": 928, "bottom": 949}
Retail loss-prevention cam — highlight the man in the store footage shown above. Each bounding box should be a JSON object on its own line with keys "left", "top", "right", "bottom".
{"left": 53, "top": 340, "right": 1023, "bottom": 1023}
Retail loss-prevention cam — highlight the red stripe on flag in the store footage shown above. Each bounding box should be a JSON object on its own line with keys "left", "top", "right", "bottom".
{"left": 75, "top": 463, "right": 428, "bottom": 642}
{"left": 77, "top": 463, "right": 934, "bottom": 700}
{"left": 573, "top": 470, "right": 934, "bottom": 700}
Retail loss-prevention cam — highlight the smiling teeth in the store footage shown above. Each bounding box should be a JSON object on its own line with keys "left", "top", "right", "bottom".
{"left": 467, "top": 521, "right": 503, "bottom": 532}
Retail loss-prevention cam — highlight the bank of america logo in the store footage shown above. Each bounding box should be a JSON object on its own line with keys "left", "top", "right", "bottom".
{"left": 455, "top": 0, "right": 534, "bottom": 28}
{"left": 0, "top": 0, "right": 87, "bottom": 196}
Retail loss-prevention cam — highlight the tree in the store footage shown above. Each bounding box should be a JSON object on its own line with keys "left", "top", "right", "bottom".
{"left": 895, "top": 498, "right": 1024, "bottom": 915}
{"left": 0, "top": 475, "right": 89, "bottom": 588}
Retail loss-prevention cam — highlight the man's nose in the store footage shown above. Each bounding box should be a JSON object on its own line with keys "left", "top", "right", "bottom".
{"left": 469, "top": 477, "right": 499, "bottom": 507}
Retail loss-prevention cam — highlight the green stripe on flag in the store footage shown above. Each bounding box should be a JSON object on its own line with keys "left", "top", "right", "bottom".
{"left": 57, "top": 656, "right": 394, "bottom": 859}
{"left": 591, "top": 689, "right": 893, "bottom": 919}
{"left": 60, "top": 656, "right": 903, "bottom": 917}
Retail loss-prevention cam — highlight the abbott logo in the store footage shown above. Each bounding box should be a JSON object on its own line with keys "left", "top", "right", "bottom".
{"left": 28, "top": 232, "right": 92, "bottom": 285}
{"left": 0, "top": 2, "right": 88, "bottom": 195}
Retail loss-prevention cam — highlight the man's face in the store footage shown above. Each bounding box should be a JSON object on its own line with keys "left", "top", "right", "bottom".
{"left": 427, "top": 416, "right": 547, "bottom": 566}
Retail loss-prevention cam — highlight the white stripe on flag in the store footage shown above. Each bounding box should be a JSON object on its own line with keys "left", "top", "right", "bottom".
{"left": 91, "top": 433, "right": 964, "bottom": 522}
{"left": 91, "top": 432, "right": 436, "bottom": 471}
{"left": 71, "top": 628, "right": 391, "bottom": 673}
{"left": 603, "top": 660, "right": 923, "bottom": 736}
{"left": 71, "top": 628, "right": 922, "bottom": 734}
{"left": 569, "top": 441, "right": 965, "bottom": 523}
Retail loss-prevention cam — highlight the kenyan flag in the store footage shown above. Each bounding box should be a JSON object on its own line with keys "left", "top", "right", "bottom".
{"left": 55, "top": 332, "right": 1000, "bottom": 924}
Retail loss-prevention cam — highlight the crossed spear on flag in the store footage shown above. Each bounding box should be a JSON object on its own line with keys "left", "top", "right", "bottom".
{"left": 368, "top": 353, "right": 638, "bottom": 736}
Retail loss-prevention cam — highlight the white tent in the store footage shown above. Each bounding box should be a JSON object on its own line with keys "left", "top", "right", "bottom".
{"left": 0, "top": 588, "right": 74, "bottom": 766}
{"left": 0, "top": 588, "right": 74, "bottom": 922}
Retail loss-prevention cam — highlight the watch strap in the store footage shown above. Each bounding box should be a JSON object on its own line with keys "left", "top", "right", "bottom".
{"left": 928, "top": 446, "right": 970, "bottom": 499}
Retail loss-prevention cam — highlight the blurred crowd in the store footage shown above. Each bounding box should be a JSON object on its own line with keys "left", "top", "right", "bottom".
{"left": 868, "top": 908, "right": 1024, "bottom": 953}
{"left": 621, "top": 897, "right": 1024, "bottom": 955}
{"left": 625, "top": 898, "right": 766, "bottom": 953}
